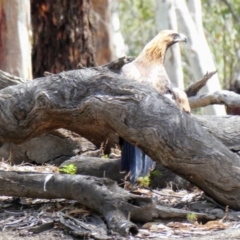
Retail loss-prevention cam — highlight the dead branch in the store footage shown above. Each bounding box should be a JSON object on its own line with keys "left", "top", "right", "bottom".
{"left": 185, "top": 71, "right": 217, "bottom": 97}
{"left": 189, "top": 90, "right": 240, "bottom": 109}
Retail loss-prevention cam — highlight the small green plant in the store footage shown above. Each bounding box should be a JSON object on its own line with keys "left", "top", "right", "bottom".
{"left": 137, "top": 175, "right": 150, "bottom": 187}
{"left": 150, "top": 169, "right": 162, "bottom": 177}
{"left": 59, "top": 164, "right": 77, "bottom": 175}
{"left": 187, "top": 212, "right": 197, "bottom": 223}
{"left": 101, "top": 154, "right": 109, "bottom": 159}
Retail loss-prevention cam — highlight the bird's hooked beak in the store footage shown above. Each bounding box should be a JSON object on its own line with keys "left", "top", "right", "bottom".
{"left": 173, "top": 33, "right": 187, "bottom": 43}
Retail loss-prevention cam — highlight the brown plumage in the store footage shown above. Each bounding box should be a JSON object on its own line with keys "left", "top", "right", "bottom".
{"left": 120, "top": 29, "right": 190, "bottom": 113}
{"left": 120, "top": 30, "right": 191, "bottom": 183}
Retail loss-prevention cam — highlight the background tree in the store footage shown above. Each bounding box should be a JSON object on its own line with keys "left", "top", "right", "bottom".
{"left": 0, "top": 0, "right": 104, "bottom": 164}
{"left": 0, "top": 0, "right": 32, "bottom": 79}
{"left": 155, "top": 0, "right": 184, "bottom": 89}
{"left": 175, "top": 0, "right": 226, "bottom": 115}
{"left": 202, "top": 0, "right": 240, "bottom": 90}
{"left": 31, "top": 0, "right": 96, "bottom": 78}
{"left": 92, "top": 0, "right": 113, "bottom": 65}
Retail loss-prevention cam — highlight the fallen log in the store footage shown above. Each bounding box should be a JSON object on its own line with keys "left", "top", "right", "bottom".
{"left": 60, "top": 156, "right": 193, "bottom": 190}
{"left": 0, "top": 67, "right": 240, "bottom": 208}
{"left": 1, "top": 65, "right": 240, "bottom": 163}
{"left": 0, "top": 70, "right": 97, "bottom": 165}
{"left": 0, "top": 171, "right": 215, "bottom": 236}
{"left": 193, "top": 115, "right": 240, "bottom": 151}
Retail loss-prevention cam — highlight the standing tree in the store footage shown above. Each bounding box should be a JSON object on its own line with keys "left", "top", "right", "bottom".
{"left": 0, "top": 0, "right": 32, "bottom": 80}
{"left": 92, "top": 0, "right": 113, "bottom": 65}
{"left": 174, "top": 0, "right": 226, "bottom": 115}
{"left": 31, "top": 0, "right": 96, "bottom": 78}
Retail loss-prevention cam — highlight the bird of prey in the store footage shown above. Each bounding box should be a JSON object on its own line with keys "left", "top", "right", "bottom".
{"left": 120, "top": 30, "right": 190, "bottom": 183}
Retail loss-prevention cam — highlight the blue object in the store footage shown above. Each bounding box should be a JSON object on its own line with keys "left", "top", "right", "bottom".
{"left": 120, "top": 140, "right": 155, "bottom": 183}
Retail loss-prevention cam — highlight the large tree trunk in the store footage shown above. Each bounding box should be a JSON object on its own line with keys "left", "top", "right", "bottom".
{"left": 0, "top": 66, "right": 239, "bottom": 208}
{"left": 0, "top": 0, "right": 32, "bottom": 79}
{"left": 31, "top": 0, "right": 96, "bottom": 78}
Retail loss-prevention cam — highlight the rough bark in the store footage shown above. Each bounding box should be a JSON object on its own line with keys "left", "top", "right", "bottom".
{"left": 0, "top": 65, "right": 239, "bottom": 163}
{"left": 0, "top": 70, "right": 27, "bottom": 90}
{"left": 60, "top": 156, "right": 125, "bottom": 183}
{"left": 0, "top": 70, "right": 97, "bottom": 164}
{"left": 193, "top": 115, "right": 240, "bottom": 152}
{"left": 0, "top": 67, "right": 239, "bottom": 208}
{"left": 31, "top": 0, "right": 96, "bottom": 78}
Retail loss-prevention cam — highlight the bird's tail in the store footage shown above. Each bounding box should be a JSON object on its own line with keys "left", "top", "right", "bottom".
{"left": 120, "top": 140, "right": 155, "bottom": 183}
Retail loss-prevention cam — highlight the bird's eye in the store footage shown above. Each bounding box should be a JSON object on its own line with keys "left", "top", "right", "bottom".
{"left": 172, "top": 33, "right": 179, "bottom": 39}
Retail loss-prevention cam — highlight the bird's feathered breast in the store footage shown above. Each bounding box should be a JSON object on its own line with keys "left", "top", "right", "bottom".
{"left": 120, "top": 58, "right": 172, "bottom": 94}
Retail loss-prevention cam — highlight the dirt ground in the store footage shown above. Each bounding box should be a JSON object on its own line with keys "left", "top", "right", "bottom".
{"left": 1, "top": 227, "right": 240, "bottom": 240}
{"left": 0, "top": 229, "right": 75, "bottom": 240}
{"left": 1, "top": 163, "right": 240, "bottom": 239}
{"left": 1, "top": 194, "right": 240, "bottom": 240}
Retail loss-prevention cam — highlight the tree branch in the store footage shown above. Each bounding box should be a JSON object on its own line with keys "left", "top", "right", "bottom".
{"left": 189, "top": 90, "right": 240, "bottom": 109}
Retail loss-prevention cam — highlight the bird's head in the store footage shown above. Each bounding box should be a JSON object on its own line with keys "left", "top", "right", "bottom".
{"left": 159, "top": 30, "right": 187, "bottom": 46}
{"left": 141, "top": 30, "right": 187, "bottom": 63}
